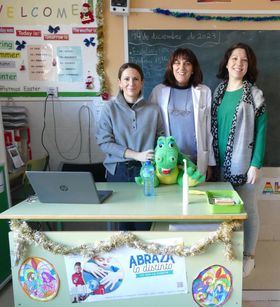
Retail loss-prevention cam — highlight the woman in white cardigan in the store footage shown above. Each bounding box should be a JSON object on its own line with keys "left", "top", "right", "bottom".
{"left": 148, "top": 48, "right": 215, "bottom": 178}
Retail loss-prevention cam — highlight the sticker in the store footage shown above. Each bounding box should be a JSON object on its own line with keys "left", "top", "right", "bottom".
{"left": 18, "top": 257, "right": 60, "bottom": 301}
{"left": 192, "top": 265, "right": 232, "bottom": 306}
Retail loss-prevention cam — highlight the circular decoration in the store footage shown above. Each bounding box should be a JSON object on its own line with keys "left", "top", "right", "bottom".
{"left": 82, "top": 256, "right": 124, "bottom": 296}
{"left": 18, "top": 257, "right": 60, "bottom": 301}
{"left": 192, "top": 264, "right": 232, "bottom": 306}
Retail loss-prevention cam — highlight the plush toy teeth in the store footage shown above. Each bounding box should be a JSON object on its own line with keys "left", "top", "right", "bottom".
{"left": 161, "top": 168, "right": 171, "bottom": 175}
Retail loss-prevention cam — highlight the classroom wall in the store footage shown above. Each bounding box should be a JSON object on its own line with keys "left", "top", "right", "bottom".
{"left": 1, "top": 1, "right": 279, "bottom": 241}
{"left": 105, "top": 0, "right": 280, "bottom": 94}
{"left": 1, "top": 0, "right": 280, "bottom": 168}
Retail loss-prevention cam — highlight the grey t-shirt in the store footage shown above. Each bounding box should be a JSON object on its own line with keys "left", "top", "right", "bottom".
{"left": 168, "top": 87, "right": 197, "bottom": 162}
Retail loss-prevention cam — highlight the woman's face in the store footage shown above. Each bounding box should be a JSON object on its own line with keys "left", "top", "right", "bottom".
{"left": 226, "top": 48, "right": 248, "bottom": 82}
{"left": 118, "top": 67, "right": 143, "bottom": 103}
{"left": 172, "top": 57, "right": 193, "bottom": 87}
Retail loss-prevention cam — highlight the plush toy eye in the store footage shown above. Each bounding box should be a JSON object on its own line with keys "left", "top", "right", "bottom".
{"left": 158, "top": 142, "right": 164, "bottom": 148}
{"left": 170, "top": 156, "right": 175, "bottom": 162}
{"left": 156, "top": 156, "right": 161, "bottom": 162}
{"left": 168, "top": 141, "right": 174, "bottom": 148}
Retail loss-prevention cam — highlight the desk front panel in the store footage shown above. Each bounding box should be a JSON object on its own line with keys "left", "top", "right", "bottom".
{"left": 9, "top": 230, "right": 243, "bottom": 306}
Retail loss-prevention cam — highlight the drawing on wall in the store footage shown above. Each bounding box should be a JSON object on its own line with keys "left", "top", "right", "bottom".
{"left": 18, "top": 257, "right": 60, "bottom": 302}
{"left": 192, "top": 264, "right": 232, "bottom": 306}
{"left": 0, "top": 0, "right": 103, "bottom": 97}
{"left": 259, "top": 177, "right": 280, "bottom": 200}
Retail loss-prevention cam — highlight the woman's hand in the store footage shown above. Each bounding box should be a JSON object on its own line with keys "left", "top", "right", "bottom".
{"left": 83, "top": 262, "right": 107, "bottom": 279}
{"left": 246, "top": 166, "right": 260, "bottom": 184}
{"left": 100, "top": 270, "right": 124, "bottom": 290}
{"left": 125, "top": 149, "right": 154, "bottom": 162}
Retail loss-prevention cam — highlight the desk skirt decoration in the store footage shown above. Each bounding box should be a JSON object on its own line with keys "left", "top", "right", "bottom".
{"left": 0, "top": 182, "right": 246, "bottom": 306}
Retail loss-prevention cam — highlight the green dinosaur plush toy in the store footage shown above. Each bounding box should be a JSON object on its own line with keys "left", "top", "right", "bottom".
{"left": 135, "top": 136, "right": 205, "bottom": 187}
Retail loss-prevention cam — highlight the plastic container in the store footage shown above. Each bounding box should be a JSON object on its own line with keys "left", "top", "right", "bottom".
{"left": 206, "top": 190, "right": 244, "bottom": 214}
{"left": 142, "top": 160, "right": 155, "bottom": 196}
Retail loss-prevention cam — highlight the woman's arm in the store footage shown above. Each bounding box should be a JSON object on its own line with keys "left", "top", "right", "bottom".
{"left": 96, "top": 105, "right": 127, "bottom": 158}
{"left": 247, "top": 111, "right": 267, "bottom": 184}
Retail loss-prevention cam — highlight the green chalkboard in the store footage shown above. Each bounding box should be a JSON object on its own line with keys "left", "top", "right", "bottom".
{"left": 128, "top": 30, "right": 280, "bottom": 166}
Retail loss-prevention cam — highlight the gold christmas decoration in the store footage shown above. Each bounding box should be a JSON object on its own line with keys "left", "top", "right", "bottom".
{"left": 10, "top": 220, "right": 241, "bottom": 265}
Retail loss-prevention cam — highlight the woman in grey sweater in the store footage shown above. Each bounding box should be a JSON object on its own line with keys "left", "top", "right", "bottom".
{"left": 96, "top": 63, "right": 164, "bottom": 230}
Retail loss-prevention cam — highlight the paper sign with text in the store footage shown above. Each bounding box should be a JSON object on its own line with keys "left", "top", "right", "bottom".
{"left": 64, "top": 238, "right": 187, "bottom": 303}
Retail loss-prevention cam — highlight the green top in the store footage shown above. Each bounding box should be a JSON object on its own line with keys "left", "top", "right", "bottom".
{"left": 217, "top": 88, "right": 267, "bottom": 168}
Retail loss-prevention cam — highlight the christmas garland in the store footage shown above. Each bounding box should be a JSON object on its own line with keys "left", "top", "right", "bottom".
{"left": 10, "top": 219, "right": 241, "bottom": 265}
{"left": 96, "top": 0, "right": 109, "bottom": 99}
{"left": 153, "top": 8, "right": 280, "bottom": 22}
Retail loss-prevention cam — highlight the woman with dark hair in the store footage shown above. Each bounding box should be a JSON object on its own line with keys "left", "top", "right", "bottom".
{"left": 96, "top": 63, "right": 164, "bottom": 230}
{"left": 149, "top": 48, "right": 215, "bottom": 179}
{"left": 211, "top": 42, "right": 267, "bottom": 277}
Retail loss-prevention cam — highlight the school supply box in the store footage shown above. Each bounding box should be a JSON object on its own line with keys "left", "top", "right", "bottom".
{"left": 206, "top": 190, "right": 244, "bottom": 214}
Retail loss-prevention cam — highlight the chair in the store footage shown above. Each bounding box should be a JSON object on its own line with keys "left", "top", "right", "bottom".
{"left": 11, "top": 155, "right": 49, "bottom": 205}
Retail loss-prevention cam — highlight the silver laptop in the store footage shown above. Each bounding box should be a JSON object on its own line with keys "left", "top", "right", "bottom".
{"left": 25, "top": 171, "right": 113, "bottom": 204}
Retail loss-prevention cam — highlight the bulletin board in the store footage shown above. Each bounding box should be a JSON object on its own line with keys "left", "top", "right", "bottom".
{"left": 0, "top": 0, "right": 105, "bottom": 97}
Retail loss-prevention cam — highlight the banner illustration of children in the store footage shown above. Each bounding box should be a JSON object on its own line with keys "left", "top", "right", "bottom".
{"left": 64, "top": 238, "right": 187, "bottom": 303}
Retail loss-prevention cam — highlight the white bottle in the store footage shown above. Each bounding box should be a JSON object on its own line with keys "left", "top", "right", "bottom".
{"left": 183, "top": 159, "right": 189, "bottom": 213}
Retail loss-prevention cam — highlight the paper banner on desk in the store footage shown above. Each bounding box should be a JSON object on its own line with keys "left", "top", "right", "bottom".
{"left": 64, "top": 238, "right": 187, "bottom": 303}
{"left": 258, "top": 177, "right": 280, "bottom": 200}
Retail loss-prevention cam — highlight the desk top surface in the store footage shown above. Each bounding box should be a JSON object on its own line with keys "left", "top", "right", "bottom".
{"left": 0, "top": 182, "right": 247, "bottom": 221}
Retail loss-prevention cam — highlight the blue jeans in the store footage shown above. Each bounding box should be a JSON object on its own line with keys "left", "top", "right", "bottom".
{"left": 235, "top": 183, "right": 259, "bottom": 256}
{"left": 219, "top": 169, "right": 259, "bottom": 256}
{"left": 107, "top": 161, "right": 151, "bottom": 231}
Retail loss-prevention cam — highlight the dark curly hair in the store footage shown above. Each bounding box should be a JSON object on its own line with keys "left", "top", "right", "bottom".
{"left": 163, "top": 48, "right": 203, "bottom": 87}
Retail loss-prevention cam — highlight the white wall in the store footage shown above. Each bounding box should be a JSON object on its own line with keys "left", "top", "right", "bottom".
{"left": 0, "top": 98, "right": 105, "bottom": 171}
{"left": 258, "top": 167, "right": 280, "bottom": 241}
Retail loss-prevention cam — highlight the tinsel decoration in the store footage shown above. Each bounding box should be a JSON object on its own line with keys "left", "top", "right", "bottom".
{"left": 96, "top": 0, "right": 109, "bottom": 99}
{"left": 153, "top": 8, "right": 280, "bottom": 22}
{"left": 10, "top": 219, "right": 241, "bottom": 265}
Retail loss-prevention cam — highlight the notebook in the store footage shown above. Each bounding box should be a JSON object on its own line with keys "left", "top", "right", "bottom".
{"left": 25, "top": 171, "right": 113, "bottom": 204}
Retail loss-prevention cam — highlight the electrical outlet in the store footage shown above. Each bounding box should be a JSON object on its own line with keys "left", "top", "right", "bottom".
{"left": 46, "top": 87, "right": 58, "bottom": 98}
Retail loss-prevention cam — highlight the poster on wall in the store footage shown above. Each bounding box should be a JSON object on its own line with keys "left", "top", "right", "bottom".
{"left": 0, "top": 0, "right": 104, "bottom": 97}
{"left": 64, "top": 238, "right": 187, "bottom": 303}
{"left": 258, "top": 177, "right": 280, "bottom": 200}
{"left": 197, "top": 0, "right": 231, "bottom": 2}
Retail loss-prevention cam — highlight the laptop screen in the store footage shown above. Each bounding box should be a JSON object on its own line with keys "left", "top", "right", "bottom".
{"left": 25, "top": 171, "right": 113, "bottom": 204}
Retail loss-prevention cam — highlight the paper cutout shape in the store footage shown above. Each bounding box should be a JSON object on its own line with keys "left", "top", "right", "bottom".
{"left": 85, "top": 71, "right": 94, "bottom": 89}
{"left": 192, "top": 264, "right": 232, "bottom": 306}
{"left": 18, "top": 257, "right": 60, "bottom": 301}
{"left": 15, "top": 40, "right": 26, "bottom": 51}
{"left": 48, "top": 25, "right": 60, "bottom": 34}
{"left": 84, "top": 37, "right": 95, "bottom": 47}
{"left": 80, "top": 3, "right": 94, "bottom": 24}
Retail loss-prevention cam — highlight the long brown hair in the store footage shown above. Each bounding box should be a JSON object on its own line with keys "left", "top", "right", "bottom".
{"left": 216, "top": 42, "right": 258, "bottom": 84}
{"left": 163, "top": 48, "right": 203, "bottom": 87}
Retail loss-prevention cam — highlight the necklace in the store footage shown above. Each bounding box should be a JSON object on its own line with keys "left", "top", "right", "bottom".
{"left": 170, "top": 88, "right": 191, "bottom": 117}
